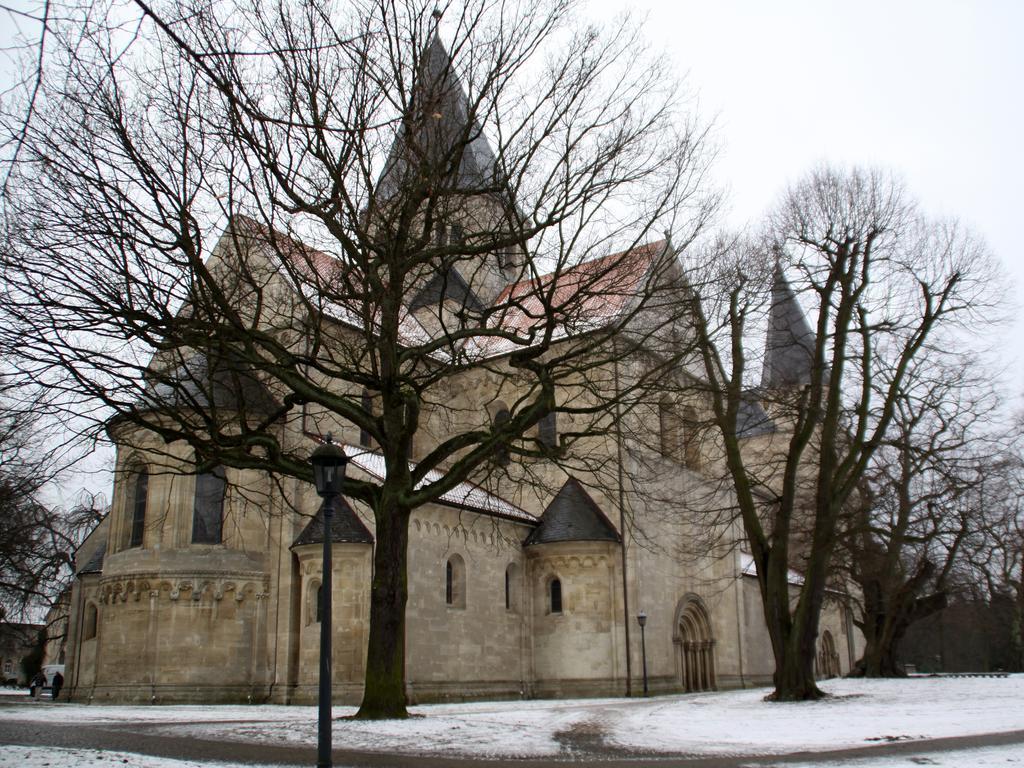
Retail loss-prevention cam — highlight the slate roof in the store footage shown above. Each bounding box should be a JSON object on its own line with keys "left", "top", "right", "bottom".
{"left": 376, "top": 34, "right": 507, "bottom": 201}
{"left": 760, "top": 267, "right": 817, "bottom": 390}
{"left": 524, "top": 477, "right": 620, "bottom": 546}
{"left": 292, "top": 497, "right": 374, "bottom": 547}
{"left": 144, "top": 352, "right": 280, "bottom": 415}
{"left": 736, "top": 389, "right": 776, "bottom": 438}
{"left": 77, "top": 541, "right": 106, "bottom": 575}
{"left": 408, "top": 267, "right": 483, "bottom": 313}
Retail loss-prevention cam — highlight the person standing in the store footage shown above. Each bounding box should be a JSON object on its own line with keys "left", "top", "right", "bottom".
{"left": 29, "top": 672, "right": 45, "bottom": 699}
{"left": 51, "top": 671, "right": 64, "bottom": 701}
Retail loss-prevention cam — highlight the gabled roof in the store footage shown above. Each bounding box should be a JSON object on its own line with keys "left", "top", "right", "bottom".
{"left": 408, "top": 267, "right": 483, "bottom": 313}
{"left": 524, "top": 477, "right": 620, "bottom": 546}
{"left": 469, "top": 239, "right": 669, "bottom": 358}
{"left": 760, "top": 267, "right": 817, "bottom": 390}
{"left": 292, "top": 497, "right": 374, "bottom": 547}
{"left": 376, "top": 34, "right": 506, "bottom": 201}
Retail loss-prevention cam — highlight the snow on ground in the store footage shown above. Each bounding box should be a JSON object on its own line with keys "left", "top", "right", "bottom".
{"left": 1, "top": 676, "right": 1023, "bottom": 760}
{"left": 0, "top": 746, "right": 287, "bottom": 768}
{"left": 604, "top": 675, "right": 1024, "bottom": 756}
{"left": 768, "top": 745, "right": 1024, "bottom": 767}
{"left": 2, "top": 743, "right": 1023, "bottom": 768}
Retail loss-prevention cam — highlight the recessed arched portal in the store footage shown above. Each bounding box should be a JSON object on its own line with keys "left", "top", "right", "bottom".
{"left": 673, "top": 594, "right": 716, "bottom": 692}
{"left": 817, "top": 629, "right": 840, "bottom": 679}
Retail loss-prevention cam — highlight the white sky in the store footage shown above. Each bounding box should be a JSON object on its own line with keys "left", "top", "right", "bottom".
{"left": 588, "top": 0, "right": 1024, "bottom": 393}
{"left": 1, "top": 0, "right": 1022, "bottom": 501}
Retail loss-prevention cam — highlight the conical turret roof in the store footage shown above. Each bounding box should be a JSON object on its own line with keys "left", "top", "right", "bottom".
{"left": 524, "top": 478, "right": 620, "bottom": 546}
{"left": 760, "top": 267, "right": 817, "bottom": 390}
{"left": 292, "top": 497, "right": 373, "bottom": 547}
{"left": 376, "top": 34, "right": 504, "bottom": 201}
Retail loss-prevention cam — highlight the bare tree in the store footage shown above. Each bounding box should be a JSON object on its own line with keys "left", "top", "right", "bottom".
{"left": 846, "top": 354, "right": 1002, "bottom": 677}
{"left": 0, "top": 0, "right": 715, "bottom": 717}
{"left": 0, "top": 377, "right": 103, "bottom": 624}
{"left": 681, "top": 167, "right": 999, "bottom": 700}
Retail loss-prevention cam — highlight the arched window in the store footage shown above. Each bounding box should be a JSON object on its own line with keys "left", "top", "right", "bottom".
{"left": 192, "top": 466, "right": 226, "bottom": 544}
{"left": 549, "top": 577, "right": 563, "bottom": 614}
{"left": 682, "top": 406, "right": 701, "bottom": 469}
{"left": 128, "top": 468, "right": 149, "bottom": 548}
{"left": 538, "top": 412, "right": 557, "bottom": 451}
{"left": 305, "top": 581, "right": 322, "bottom": 626}
{"left": 505, "top": 563, "right": 520, "bottom": 612}
{"left": 445, "top": 554, "right": 466, "bottom": 609}
{"left": 84, "top": 603, "right": 98, "bottom": 640}
{"left": 493, "top": 406, "right": 511, "bottom": 466}
{"left": 359, "top": 389, "right": 374, "bottom": 448}
{"left": 659, "top": 398, "right": 681, "bottom": 461}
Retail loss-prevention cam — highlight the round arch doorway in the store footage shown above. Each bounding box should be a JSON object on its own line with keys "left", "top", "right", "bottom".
{"left": 673, "top": 595, "right": 716, "bottom": 692}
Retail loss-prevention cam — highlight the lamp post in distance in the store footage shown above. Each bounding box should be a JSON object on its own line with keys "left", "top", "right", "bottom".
{"left": 311, "top": 436, "right": 349, "bottom": 768}
{"left": 637, "top": 610, "right": 649, "bottom": 697}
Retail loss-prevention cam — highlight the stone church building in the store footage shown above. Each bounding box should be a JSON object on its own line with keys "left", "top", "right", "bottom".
{"left": 60, "top": 37, "right": 859, "bottom": 705}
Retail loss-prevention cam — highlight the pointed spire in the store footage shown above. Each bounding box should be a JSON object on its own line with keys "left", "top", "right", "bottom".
{"left": 760, "top": 266, "right": 817, "bottom": 390}
{"left": 375, "top": 33, "right": 502, "bottom": 200}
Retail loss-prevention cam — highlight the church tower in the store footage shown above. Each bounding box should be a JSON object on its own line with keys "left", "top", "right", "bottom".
{"left": 374, "top": 34, "right": 526, "bottom": 313}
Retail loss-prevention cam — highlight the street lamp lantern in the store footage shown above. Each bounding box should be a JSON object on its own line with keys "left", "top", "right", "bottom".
{"left": 311, "top": 435, "right": 348, "bottom": 768}
{"left": 311, "top": 437, "right": 349, "bottom": 497}
{"left": 637, "top": 610, "right": 649, "bottom": 697}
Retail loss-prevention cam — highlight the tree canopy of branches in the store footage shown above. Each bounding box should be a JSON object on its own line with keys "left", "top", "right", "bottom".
{"left": 848, "top": 354, "right": 1002, "bottom": 677}
{"left": 683, "top": 167, "right": 999, "bottom": 700}
{"left": 0, "top": 0, "right": 715, "bottom": 717}
{"left": 0, "top": 379, "right": 102, "bottom": 625}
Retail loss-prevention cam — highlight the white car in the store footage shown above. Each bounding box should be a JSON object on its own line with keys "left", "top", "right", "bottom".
{"left": 41, "top": 664, "right": 65, "bottom": 692}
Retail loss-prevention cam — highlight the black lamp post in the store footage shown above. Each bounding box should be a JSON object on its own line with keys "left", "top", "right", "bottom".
{"left": 311, "top": 437, "right": 348, "bottom": 768}
{"left": 637, "top": 610, "right": 649, "bottom": 697}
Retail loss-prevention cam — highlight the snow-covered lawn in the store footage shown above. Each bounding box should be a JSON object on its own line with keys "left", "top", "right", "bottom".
{"left": 1, "top": 676, "right": 1022, "bottom": 764}
{"left": 0, "top": 746, "right": 273, "bottom": 768}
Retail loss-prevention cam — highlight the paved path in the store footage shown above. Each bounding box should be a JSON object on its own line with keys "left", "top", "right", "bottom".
{"left": 2, "top": 707, "right": 1024, "bottom": 767}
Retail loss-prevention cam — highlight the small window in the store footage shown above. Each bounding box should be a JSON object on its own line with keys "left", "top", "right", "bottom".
{"left": 658, "top": 398, "right": 681, "bottom": 461}
{"left": 538, "top": 412, "right": 557, "bottom": 450}
{"left": 450, "top": 224, "right": 465, "bottom": 245}
{"left": 445, "top": 554, "right": 466, "bottom": 609}
{"left": 128, "top": 469, "right": 149, "bottom": 548}
{"left": 682, "top": 406, "right": 701, "bottom": 469}
{"left": 84, "top": 603, "right": 98, "bottom": 640}
{"left": 493, "top": 407, "right": 511, "bottom": 466}
{"left": 316, "top": 584, "right": 323, "bottom": 624}
{"left": 550, "top": 578, "right": 562, "bottom": 614}
{"left": 505, "top": 563, "right": 519, "bottom": 612}
{"left": 3, "top": 661, "right": 11, "bottom": 675}
{"left": 192, "top": 466, "right": 226, "bottom": 544}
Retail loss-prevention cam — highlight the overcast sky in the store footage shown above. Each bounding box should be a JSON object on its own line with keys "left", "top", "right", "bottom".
{"left": 2, "top": 0, "right": 1023, "bottom": 502}
{"left": 590, "top": 0, "right": 1023, "bottom": 392}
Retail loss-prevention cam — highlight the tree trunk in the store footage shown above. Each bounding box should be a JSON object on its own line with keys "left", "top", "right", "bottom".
{"left": 855, "top": 591, "right": 946, "bottom": 677}
{"left": 356, "top": 496, "right": 411, "bottom": 719}
{"left": 761, "top": 555, "right": 825, "bottom": 701}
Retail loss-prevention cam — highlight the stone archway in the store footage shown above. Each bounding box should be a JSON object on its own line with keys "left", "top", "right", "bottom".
{"left": 673, "top": 595, "right": 716, "bottom": 692}
{"left": 817, "top": 630, "right": 841, "bottom": 679}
